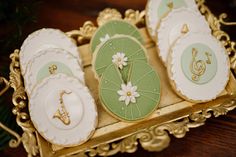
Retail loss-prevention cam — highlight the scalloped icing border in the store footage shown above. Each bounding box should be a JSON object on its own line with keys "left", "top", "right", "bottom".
{"left": 1, "top": 1, "right": 236, "bottom": 156}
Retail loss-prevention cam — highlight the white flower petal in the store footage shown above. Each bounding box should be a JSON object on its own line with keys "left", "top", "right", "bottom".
{"left": 117, "top": 81, "right": 140, "bottom": 106}
{"left": 127, "top": 82, "right": 132, "bottom": 88}
{"left": 131, "top": 86, "right": 137, "bottom": 92}
{"left": 125, "top": 97, "right": 130, "bottom": 106}
{"left": 121, "top": 53, "right": 125, "bottom": 58}
{"left": 119, "top": 64, "right": 123, "bottom": 69}
{"left": 130, "top": 96, "right": 136, "bottom": 103}
{"left": 121, "top": 84, "right": 127, "bottom": 91}
{"left": 119, "top": 96, "right": 126, "bottom": 101}
{"left": 117, "top": 90, "right": 125, "bottom": 96}
{"left": 111, "top": 52, "right": 128, "bottom": 69}
{"left": 100, "top": 34, "right": 110, "bottom": 43}
{"left": 134, "top": 92, "right": 140, "bottom": 97}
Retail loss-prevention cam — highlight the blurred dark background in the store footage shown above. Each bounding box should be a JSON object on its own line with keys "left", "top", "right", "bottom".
{"left": 0, "top": 0, "right": 236, "bottom": 156}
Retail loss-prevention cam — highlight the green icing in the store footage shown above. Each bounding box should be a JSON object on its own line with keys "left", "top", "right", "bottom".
{"left": 90, "top": 20, "right": 143, "bottom": 53}
{"left": 99, "top": 61, "right": 161, "bottom": 121}
{"left": 181, "top": 43, "right": 217, "bottom": 85}
{"left": 158, "top": 0, "right": 187, "bottom": 19}
{"left": 94, "top": 36, "right": 147, "bottom": 77}
{"left": 36, "top": 61, "right": 73, "bottom": 82}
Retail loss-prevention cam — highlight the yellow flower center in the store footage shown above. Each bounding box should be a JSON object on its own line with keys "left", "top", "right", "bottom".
{"left": 118, "top": 58, "right": 121, "bottom": 62}
{"left": 127, "top": 91, "right": 132, "bottom": 96}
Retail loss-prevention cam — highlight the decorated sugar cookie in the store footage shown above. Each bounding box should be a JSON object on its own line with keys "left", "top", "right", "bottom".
{"left": 99, "top": 61, "right": 161, "bottom": 121}
{"left": 157, "top": 8, "right": 211, "bottom": 64}
{"left": 145, "top": 0, "right": 197, "bottom": 39}
{"left": 20, "top": 28, "right": 81, "bottom": 75}
{"left": 167, "top": 32, "right": 230, "bottom": 103}
{"left": 24, "top": 48, "right": 84, "bottom": 94}
{"left": 90, "top": 20, "right": 143, "bottom": 53}
{"left": 29, "top": 74, "right": 97, "bottom": 147}
{"left": 93, "top": 35, "right": 147, "bottom": 78}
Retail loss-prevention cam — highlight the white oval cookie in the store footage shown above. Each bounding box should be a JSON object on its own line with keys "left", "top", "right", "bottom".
{"left": 157, "top": 8, "right": 211, "bottom": 64}
{"left": 20, "top": 28, "right": 81, "bottom": 75}
{"left": 167, "top": 32, "right": 230, "bottom": 103}
{"left": 24, "top": 48, "right": 85, "bottom": 94}
{"left": 29, "top": 74, "right": 97, "bottom": 147}
{"left": 145, "top": 0, "right": 197, "bottom": 40}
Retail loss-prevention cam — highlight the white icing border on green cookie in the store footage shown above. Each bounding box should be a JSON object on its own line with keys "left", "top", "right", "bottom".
{"left": 168, "top": 32, "right": 230, "bottom": 102}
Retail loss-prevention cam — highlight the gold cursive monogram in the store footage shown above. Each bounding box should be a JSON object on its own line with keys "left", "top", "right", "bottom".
{"left": 49, "top": 64, "right": 57, "bottom": 74}
{"left": 190, "top": 48, "right": 212, "bottom": 82}
{"left": 53, "top": 90, "right": 71, "bottom": 125}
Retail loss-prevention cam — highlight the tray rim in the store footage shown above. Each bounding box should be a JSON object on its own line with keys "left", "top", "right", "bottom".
{"left": 1, "top": 0, "right": 236, "bottom": 156}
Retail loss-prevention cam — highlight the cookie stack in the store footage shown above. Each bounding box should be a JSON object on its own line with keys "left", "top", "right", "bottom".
{"left": 91, "top": 20, "right": 161, "bottom": 122}
{"left": 146, "top": 0, "right": 230, "bottom": 102}
{"left": 19, "top": 28, "right": 97, "bottom": 147}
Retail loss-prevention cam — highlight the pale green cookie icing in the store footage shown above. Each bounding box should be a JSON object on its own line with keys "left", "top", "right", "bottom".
{"left": 37, "top": 61, "right": 73, "bottom": 82}
{"left": 158, "top": 0, "right": 187, "bottom": 19}
{"left": 99, "top": 61, "right": 161, "bottom": 121}
{"left": 181, "top": 43, "right": 217, "bottom": 85}
{"left": 90, "top": 20, "right": 143, "bottom": 53}
{"left": 94, "top": 36, "right": 147, "bottom": 78}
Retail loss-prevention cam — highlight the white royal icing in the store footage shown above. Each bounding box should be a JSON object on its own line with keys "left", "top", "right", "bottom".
{"left": 112, "top": 52, "right": 128, "bottom": 69}
{"left": 20, "top": 28, "right": 82, "bottom": 75}
{"left": 168, "top": 32, "right": 230, "bottom": 102}
{"left": 157, "top": 7, "right": 211, "bottom": 64}
{"left": 146, "top": 0, "right": 197, "bottom": 39}
{"left": 24, "top": 48, "right": 84, "bottom": 94}
{"left": 29, "top": 74, "right": 97, "bottom": 146}
{"left": 117, "top": 82, "right": 140, "bottom": 106}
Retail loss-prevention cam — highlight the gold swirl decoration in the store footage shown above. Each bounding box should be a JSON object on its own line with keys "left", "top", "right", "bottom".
{"left": 190, "top": 48, "right": 212, "bottom": 82}
{"left": 66, "top": 21, "right": 97, "bottom": 45}
{"left": 66, "top": 8, "right": 146, "bottom": 46}
{"left": 77, "top": 94, "right": 236, "bottom": 157}
{"left": 0, "top": 0, "right": 236, "bottom": 157}
{"left": 197, "top": 0, "right": 236, "bottom": 75}
{"left": 0, "top": 77, "right": 10, "bottom": 96}
{"left": 97, "top": 8, "right": 122, "bottom": 26}
{"left": 124, "top": 9, "right": 145, "bottom": 26}
{"left": 190, "top": 48, "right": 207, "bottom": 81}
{"left": 0, "top": 50, "right": 39, "bottom": 157}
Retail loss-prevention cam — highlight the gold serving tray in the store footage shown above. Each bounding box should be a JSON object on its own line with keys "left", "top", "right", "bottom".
{"left": 1, "top": 0, "right": 236, "bottom": 156}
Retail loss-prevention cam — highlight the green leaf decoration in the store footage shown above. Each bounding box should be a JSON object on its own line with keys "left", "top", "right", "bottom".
{"left": 93, "top": 35, "right": 147, "bottom": 78}
{"left": 90, "top": 19, "right": 143, "bottom": 53}
{"left": 99, "top": 61, "right": 161, "bottom": 121}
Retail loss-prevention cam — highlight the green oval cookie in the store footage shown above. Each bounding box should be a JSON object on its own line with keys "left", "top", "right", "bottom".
{"left": 90, "top": 20, "right": 143, "bottom": 53}
{"left": 99, "top": 61, "right": 161, "bottom": 121}
{"left": 93, "top": 35, "right": 148, "bottom": 78}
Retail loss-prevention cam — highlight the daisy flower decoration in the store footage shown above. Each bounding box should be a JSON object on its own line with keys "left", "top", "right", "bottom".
{"left": 99, "top": 34, "right": 110, "bottom": 43}
{"left": 112, "top": 52, "right": 128, "bottom": 69}
{"left": 117, "top": 82, "right": 140, "bottom": 106}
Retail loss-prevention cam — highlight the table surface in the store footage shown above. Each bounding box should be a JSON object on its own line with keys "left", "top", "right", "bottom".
{"left": 1, "top": 0, "right": 236, "bottom": 157}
